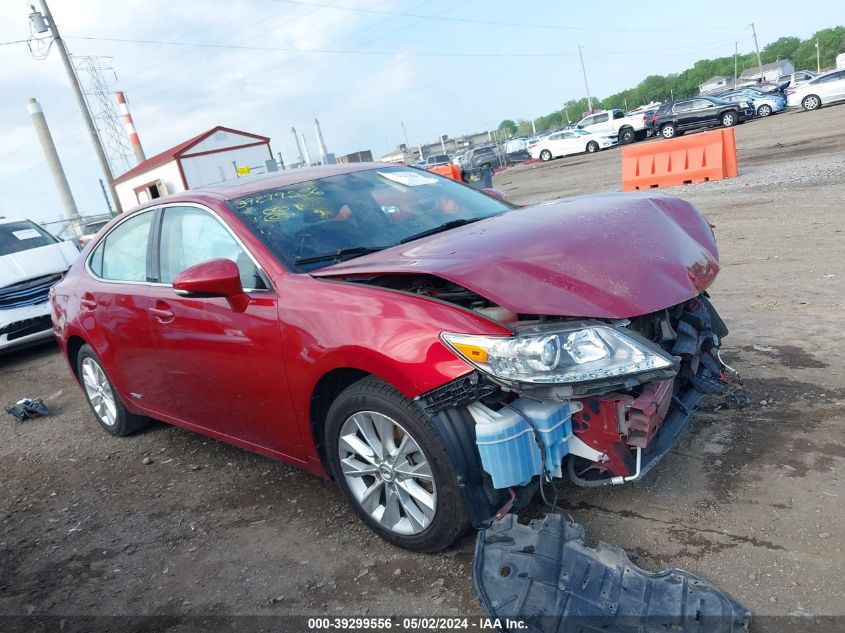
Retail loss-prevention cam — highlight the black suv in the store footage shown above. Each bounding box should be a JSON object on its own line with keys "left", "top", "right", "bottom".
{"left": 651, "top": 96, "right": 755, "bottom": 139}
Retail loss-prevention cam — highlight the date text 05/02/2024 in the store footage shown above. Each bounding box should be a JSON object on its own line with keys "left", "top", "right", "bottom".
{"left": 306, "top": 617, "right": 527, "bottom": 630}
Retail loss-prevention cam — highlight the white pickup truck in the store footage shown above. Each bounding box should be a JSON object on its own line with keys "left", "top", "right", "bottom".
{"left": 575, "top": 108, "right": 652, "bottom": 145}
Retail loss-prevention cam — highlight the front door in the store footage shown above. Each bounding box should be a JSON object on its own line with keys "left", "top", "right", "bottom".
{"left": 146, "top": 205, "right": 303, "bottom": 456}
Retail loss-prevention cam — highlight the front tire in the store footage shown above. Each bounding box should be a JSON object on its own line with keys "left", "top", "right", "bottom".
{"left": 77, "top": 344, "right": 149, "bottom": 436}
{"left": 586, "top": 141, "right": 599, "bottom": 153}
{"left": 802, "top": 95, "right": 821, "bottom": 111}
{"left": 721, "top": 111, "right": 737, "bottom": 127}
{"left": 324, "top": 377, "right": 468, "bottom": 552}
{"left": 539, "top": 149, "right": 552, "bottom": 162}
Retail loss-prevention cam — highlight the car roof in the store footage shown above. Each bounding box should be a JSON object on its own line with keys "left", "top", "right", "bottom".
{"left": 0, "top": 217, "right": 31, "bottom": 226}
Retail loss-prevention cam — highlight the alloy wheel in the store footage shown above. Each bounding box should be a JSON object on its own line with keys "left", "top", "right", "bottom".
{"left": 662, "top": 125, "right": 675, "bottom": 139}
{"left": 758, "top": 105, "right": 772, "bottom": 117}
{"left": 803, "top": 96, "right": 819, "bottom": 110}
{"left": 338, "top": 411, "right": 436, "bottom": 536}
{"left": 81, "top": 357, "right": 117, "bottom": 427}
{"left": 722, "top": 113, "right": 735, "bottom": 126}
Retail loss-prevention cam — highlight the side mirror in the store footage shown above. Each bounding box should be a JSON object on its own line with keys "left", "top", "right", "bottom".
{"left": 172, "top": 258, "right": 249, "bottom": 312}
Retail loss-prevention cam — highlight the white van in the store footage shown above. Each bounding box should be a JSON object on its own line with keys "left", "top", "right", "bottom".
{"left": 0, "top": 217, "right": 80, "bottom": 352}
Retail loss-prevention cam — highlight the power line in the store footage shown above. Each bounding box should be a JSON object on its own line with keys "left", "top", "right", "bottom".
{"left": 65, "top": 35, "right": 580, "bottom": 58}
{"left": 264, "top": 0, "right": 745, "bottom": 33}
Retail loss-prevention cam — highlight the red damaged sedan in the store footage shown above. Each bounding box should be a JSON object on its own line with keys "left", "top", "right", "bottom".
{"left": 50, "top": 164, "right": 729, "bottom": 552}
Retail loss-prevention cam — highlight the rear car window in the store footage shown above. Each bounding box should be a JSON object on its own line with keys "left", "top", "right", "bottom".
{"left": 90, "top": 211, "right": 153, "bottom": 282}
{"left": 0, "top": 220, "right": 58, "bottom": 256}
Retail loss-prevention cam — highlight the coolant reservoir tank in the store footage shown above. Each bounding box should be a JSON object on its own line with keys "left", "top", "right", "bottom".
{"left": 474, "top": 306, "right": 518, "bottom": 323}
{"left": 468, "top": 402, "right": 542, "bottom": 489}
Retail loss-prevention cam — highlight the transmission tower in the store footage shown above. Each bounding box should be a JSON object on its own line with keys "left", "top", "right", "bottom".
{"left": 72, "top": 55, "right": 133, "bottom": 175}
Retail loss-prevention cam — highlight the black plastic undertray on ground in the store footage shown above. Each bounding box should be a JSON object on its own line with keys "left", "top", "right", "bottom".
{"left": 473, "top": 513, "right": 752, "bottom": 633}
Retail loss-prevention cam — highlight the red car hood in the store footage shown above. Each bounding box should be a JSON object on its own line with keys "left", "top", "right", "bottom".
{"left": 313, "top": 193, "right": 719, "bottom": 319}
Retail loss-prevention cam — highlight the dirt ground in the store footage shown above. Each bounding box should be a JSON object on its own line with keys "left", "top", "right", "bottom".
{"left": 2, "top": 105, "right": 844, "bottom": 630}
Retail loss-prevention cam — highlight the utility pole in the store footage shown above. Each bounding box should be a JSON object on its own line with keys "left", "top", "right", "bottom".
{"left": 99, "top": 179, "right": 114, "bottom": 216}
{"left": 277, "top": 152, "right": 286, "bottom": 170}
{"left": 816, "top": 38, "right": 821, "bottom": 73}
{"left": 400, "top": 121, "right": 410, "bottom": 149}
{"left": 734, "top": 41, "right": 738, "bottom": 86}
{"left": 32, "top": 0, "right": 122, "bottom": 213}
{"left": 28, "top": 98, "right": 79, "bottom": 224}
{"left": 578, "top": 45, "right": 592, "bottom": 113}
{"left": 750, "top": 23, "right": 763, "bottom": 82}
{"left": 531, "top": 119, "right": 536, "bottom": 135}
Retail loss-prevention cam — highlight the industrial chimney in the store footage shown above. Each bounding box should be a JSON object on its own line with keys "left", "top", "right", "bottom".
{"left": 115, "top": 92, "right": 146, "bottom": 164}
{"left": 291, "top": 126, "right": 305, "bottom": 165}
{"left": 300, "top": 132, "right": 312, "bottom": 165}
{"left": 27, "top": 97, "right": 79, "bottom": 223}
{"left": 314, "top": 118, "right": 328, "bottom": 164}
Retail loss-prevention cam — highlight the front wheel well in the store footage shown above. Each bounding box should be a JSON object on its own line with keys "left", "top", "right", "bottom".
{"left": 309, "top": 368, "right": 371, "bottom": 468}
{"left": 66, "top": 335, "right": 87, "bottom": 380}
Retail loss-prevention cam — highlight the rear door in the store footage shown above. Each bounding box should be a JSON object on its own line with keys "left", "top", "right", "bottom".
{"left": 145, "top": 204, "right": 303, "bottom": 455}
{"left": 83, "top": 210, "right": 176, "bottom": 417}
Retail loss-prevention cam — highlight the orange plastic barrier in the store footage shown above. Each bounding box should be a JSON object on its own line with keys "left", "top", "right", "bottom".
{"left": 621, "top": 128, "right": 737, "bottom": 192}
{"left": 426, "top": 164, "right": 462, "bottom": 181}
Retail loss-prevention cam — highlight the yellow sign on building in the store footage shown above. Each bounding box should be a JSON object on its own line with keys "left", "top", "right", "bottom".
{"left": 236, "top": 165, "right": 251, "bottom": 176}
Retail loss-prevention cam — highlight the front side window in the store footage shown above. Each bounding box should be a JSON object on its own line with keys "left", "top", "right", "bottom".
{"left": 91, "top": 211, "right": 153, "bottom": 282}
{"left": 227, "top": 167, "right": 512, "bottom": 272}
{"left": 159, "top": 206, "right": 265, "bottom": 289}
{"left": 0, "top": 220, "right": 58, "bottom": 256}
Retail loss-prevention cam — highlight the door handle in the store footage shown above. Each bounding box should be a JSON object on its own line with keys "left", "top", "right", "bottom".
{"left": 149, "top": 302, "right": 175, "bottom": 323}
{"left": 80, "top": 294, "right": 97, "bottom": 310}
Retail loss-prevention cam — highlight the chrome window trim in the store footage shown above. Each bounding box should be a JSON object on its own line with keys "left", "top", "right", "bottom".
{"left": 85, "top": 202, "right": 276, "bottom": 293}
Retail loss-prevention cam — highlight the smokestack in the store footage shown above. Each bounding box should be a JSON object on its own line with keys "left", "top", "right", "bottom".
{"left": 291, "top": 126, "right": 304, "bottom": 164}
{"left": 27, "top": 98, "right": 79, "bottom": 223}
{"left": 300, "top": 132, "right": 312, "bottom": 165}
{"left": 115, "top": 91, "right": 146, "bottom": 164}
{"left": 314, "top": 118, "right": 328, "bottom": 163}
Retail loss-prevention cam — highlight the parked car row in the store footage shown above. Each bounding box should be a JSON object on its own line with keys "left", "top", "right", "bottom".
{"left": 785, "top": 69, "right": 845, "bottom": 110}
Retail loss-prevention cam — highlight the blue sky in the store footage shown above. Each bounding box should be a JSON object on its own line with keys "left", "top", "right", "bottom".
{"left": 0, "top": 0, "right": 839, "bottom": 225}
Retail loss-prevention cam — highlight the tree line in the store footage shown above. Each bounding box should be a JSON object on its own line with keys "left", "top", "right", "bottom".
{"left": 499, "top": 27, "right": 845, "bottom": 137}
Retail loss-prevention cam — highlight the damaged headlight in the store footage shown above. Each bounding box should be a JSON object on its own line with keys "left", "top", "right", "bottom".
{"left": 441, "top": 324, "right": 673, "bottom": 384}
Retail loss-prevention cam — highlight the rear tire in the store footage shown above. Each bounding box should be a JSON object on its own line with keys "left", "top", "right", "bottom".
{"left": 660, "top": 123, "right": 676, "bottom": 139}
{"left": 721, "top": 111, "right": 737, "bottom": 127}
{"left": 619, "top": 128, "right": 636, "bottom": 145}
{"left": 586, "top": 141, "right": 599, "bottom": 153}
{"left": 324, "top": 377, "right": 469, "bottom": 552}
{"left": 76, "top": 344, "right": 149, "bottom": 436}
{"left": 539, "top": 149, "right": 552, "bottom": 162}
{"left": 757, "top": 104, "right": 772, "bottom": 117}
{"left": 802, "top": 95, "right": 821, "bottom": 111}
